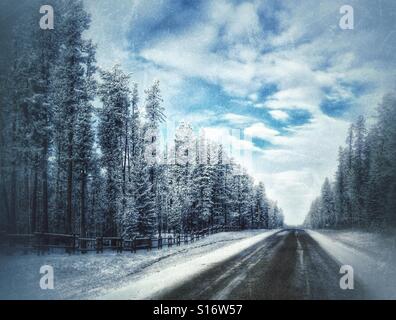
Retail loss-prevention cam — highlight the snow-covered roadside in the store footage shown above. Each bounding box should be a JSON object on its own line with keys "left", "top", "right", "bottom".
{"left": 0, "top": 230, "right": 276, "bottom": 300}
{"left": 99, "top": 229, "right": 278, "bottom": 300}
{"left": 307, "top": 229, "right": 396, "bottom": 299}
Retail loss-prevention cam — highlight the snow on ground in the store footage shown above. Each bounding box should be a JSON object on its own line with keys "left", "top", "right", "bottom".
{"left": 99, "top": 230, "right": 278, "bottom": 300}
{"left": 307, "top": 229, "right": 396, "bottom": 299}
{"left": 0, "top": 230, "right": 276, "bottom": 300}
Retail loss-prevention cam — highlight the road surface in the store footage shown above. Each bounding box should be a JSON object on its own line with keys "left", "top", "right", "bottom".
{"left": 157, "top": 229, "right": 368, "bottom": 300}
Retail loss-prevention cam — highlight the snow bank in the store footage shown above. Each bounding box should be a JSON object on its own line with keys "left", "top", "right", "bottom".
{"left": 0, "top": 230, "right": 274, "bottom": 300}
{"left": 307, "top": 229, "right": 396, "bottom": 299}
{"left": 99, "top": 230, "right": 278, "bottom": 299}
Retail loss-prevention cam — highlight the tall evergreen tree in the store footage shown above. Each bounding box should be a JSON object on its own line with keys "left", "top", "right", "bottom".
{"left": 98, "top": 66, "right": 130, "bottom": 236}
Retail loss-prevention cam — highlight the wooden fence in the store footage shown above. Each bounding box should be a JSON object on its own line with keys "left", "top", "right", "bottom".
{"left": 0, "top": 225, "right": 240, "bottom": 255}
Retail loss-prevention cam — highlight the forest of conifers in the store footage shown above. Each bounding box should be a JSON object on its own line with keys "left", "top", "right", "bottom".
{"left": 0, "top": 0, "right": 284, "bottom": 239}
{"left": 304, "top": 96, "right": 396, "bottom": 230}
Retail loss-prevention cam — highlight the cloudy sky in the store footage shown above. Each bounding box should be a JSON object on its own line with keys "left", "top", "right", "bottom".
{"left": 83, "top": 0, "right": 396, "bottom": 225}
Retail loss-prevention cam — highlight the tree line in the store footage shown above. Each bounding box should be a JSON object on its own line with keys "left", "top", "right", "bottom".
{"left": 304, "top": 95, "right": 396, "bottom": 229}
{"left": 0, "top": 0, "right": 284, "bottom": 238}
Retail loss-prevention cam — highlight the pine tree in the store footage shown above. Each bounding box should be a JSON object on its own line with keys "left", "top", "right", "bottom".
{"left": 334, "top": 147, "right": 348, "bottom": 227}
{"left": 144, "top": 80, "right": 166, "bottom": 234}
{"left": 306, "top": 96, "right": 396, "bottom": 230}
{"left": 133, "top": 152, "right": 156, "bottom": 236}
{"left": 351, "top": 116, "right": 369, "bottom": 226}
{"left": 129, "top": 83, "right": 141, "bottom": 172}
{"left": 254, "top": 182, "right": 269, "bottom": 229}
{"left": 371, "top": 95, "right": 396, "bottom": 226}
{"left": 211, "top": 145, "right": 230, "bottom": 228}
{"left": 172, "top": 122, "right": 195, "bottom": 232}
{"left": 320, "top": 178, "right": 336, "bottom": 228}
{"left": 231, "top": 169, "right": 252, "bottom": 229}
{"left": 145, "top": 80, "right": 165, "bottom": 126}
{"left": 52, "top": 0, "right": 93, "bottom": 234}
{"left": 98, "top": 66, "right": 131, "bottom": 236}
{"left": 75, "top": 40, "right": 96, "bottom": 243}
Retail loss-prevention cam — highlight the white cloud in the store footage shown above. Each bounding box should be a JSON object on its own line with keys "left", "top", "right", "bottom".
{"left": 200, "top": 127, "right": 262, "bottom": 176}
{"left": 244, "top": 123, "right": 280, "bottom": 142}
{"left": 223, "top": 113, "right": 254, "bottom": 125}
{"left": 269, "top": 110, "right": 289, "bottom": 121}
{"left": 202, "top": 127, "right": 261, "bottom": 153}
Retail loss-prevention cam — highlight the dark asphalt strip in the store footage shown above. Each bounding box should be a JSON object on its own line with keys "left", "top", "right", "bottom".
{"left": 157, "top": 229, "right": 369, "bottom": 300}
{"left": 156, "top": 230, "right": 285, "bottom": 300}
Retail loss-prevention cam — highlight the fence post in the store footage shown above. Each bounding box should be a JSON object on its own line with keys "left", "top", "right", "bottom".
{"left": 95, "top": 237, "right": 101, "bottom": 254}
{"left": 34, "top": 233, "right": 40, "bottom": 256}
{"left": 118, "top": 238, "right": 123, "bottom": 253}
{"left": 81, "top": 236, "right": 87, "bottom": 254}
{"left": 132, "top": 237, "right": 136, "bottom": 253}
{"left": 72, "top": 234, "right": 76, "bottom": 254}
{"left": 40, "top": 233, "right": 45, "bottom": 256}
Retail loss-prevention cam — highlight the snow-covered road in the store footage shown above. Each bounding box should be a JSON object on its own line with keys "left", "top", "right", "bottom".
{"left": 157, "top": 229, "right": 368, "bottom": 299}
{"left": 1, "top": 228, "right": 395, "bottom": 299}
{"left": 99, "top": 230, "right": 279, "bottom": 299}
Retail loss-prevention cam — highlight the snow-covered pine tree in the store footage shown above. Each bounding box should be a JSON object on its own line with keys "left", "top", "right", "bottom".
{"left": 4, "top": 0, "right": 74, "bottom": 234}
{"left": 192, "top": 136, "right": 214, "bottom": 229}
{"left": 320, "top": 178, "right": 336, "bottom": 228}
{"left": 211, "top": 144, "right": 231, "bottom": 228}
{"left": 172, "top": 122, "right": 195, "bottom": 232}
{"left": 254, "top": 182, "right": 269, "bottom": 229}
{"left": 268, "top": 201, "right": 284, "bottom": 229}
{"left": 51, "top": 0, "right": 93, "bottom": 234}
{"left": 121, "top": 194, "right": 138, "bottom": 239}
{"left": 133, "top": 151, "right": 156, "bottom": 236}
{"left": 334, "top": 147, "right": 349, "bottom": 228}
{"left": 231, "top": 168, "right": 252, "bottom": 229}
{"left": 369, "top": 95, "right": 396, "bottom": 227}
{"left": 351, "top": 116, "right": 369, "bottom": 227}
{"left": 344, "top": 125, "right": 355, "bottom": 227}
{"left": 143, "top": 80, "right": 166, "bottom": 234}
{"left": 75, "top": 40, "right": 97, "bottom": 243}
{"left": 366, "top": 125, "right": 387, "bottom": 227}
{"left": 98, "top": 66, "right": 131, "bottom": 236}
{"left": 129, "top": 83, "right": 141, "bottom": 173}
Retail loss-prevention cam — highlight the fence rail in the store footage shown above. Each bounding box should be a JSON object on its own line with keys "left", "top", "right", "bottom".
{"left": 0, "top": 225, "right": 241, "bottom": 255}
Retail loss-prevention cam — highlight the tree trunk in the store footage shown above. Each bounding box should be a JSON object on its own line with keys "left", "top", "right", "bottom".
{"left": 80, "top": 169, "right": 87, "bottom": 253}
{"left": 9, "top": 115, "right": 17, "bottom": 234}
{"left": 41, "top": 138, "right": 49, "bottom": 233}
{"left": 24, "top": 166, "right": 30, "bottom": 233}
{"left": 66, "top": 130, "right": 73, "bottom": 234}
{"left": 1, "top": 185, "right": 10, "bottom": 231}
{"left": 31, "top": 168, "right": 38, "bottom": 234}
{"left": 123, "top": 120, "right": 128, "bottom": 195}
{"left": 55, "top": 143, "right": 62, "bottom": 233}
{"left": 9, "top": 163, "right": 17, "bottom": 234}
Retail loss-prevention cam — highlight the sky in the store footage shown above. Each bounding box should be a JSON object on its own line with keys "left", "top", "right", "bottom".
{"left": 83, "top": 0, "right": 396, "bottom": 225}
